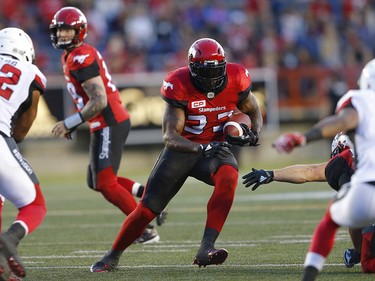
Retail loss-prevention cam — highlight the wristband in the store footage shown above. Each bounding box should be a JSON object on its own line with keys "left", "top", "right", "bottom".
{"left": 304, "top": 128, "right": 322, "bottom": 144}
{"left": 64, "top": 112, "right": 84, "bottom": 130}
{"left": 268, "top": 170, "right": 274, "bottom": 182}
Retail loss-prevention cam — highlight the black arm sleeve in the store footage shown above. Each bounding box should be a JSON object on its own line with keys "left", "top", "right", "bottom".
{"left": 70, "top": 60, "right": 100, "bottom": 83}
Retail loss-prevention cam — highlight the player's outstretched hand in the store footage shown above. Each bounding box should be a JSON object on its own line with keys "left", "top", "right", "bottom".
{"left": 200, "top": 141, "right": 232, "bottom": 159}
{"left": 272, "top": 132, "right": 306, "bottom": 153}
{"left": 226, "top": 124, "right": 259, "bottom": 147}
{"left": 242, "top": 168, "right": 274, "bottom": 191}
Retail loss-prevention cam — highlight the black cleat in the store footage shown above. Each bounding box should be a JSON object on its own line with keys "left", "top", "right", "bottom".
{"left": 193, "top": 247, "right": 228, "bottom": 267}
{"left": 343, "top": 248, "right": 361, "bottom": 268}
{"left": 301, "top": 265, "right": 319, "bottom": 281}
{"left": 90, "top": 251, "right": 119, "bottom": 273}
{"left": 0, "top": 234, "right": 25, "bottom": 278}
{"left": 156, "top": 209, "right": 168, "bottom": 226}
{"left": 133, "top": 225, "right": 160, "bottom": 244}
{"left": 0, "top": 254, "right": 10, "bottom": 281}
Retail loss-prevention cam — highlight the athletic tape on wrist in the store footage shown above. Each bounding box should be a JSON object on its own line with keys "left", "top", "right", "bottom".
{"left": 64, "top": 112, "right": 84, "bottom": 130}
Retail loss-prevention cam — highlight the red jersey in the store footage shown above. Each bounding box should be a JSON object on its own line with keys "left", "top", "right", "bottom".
{"left": 62, "top": 43, "right": 129, "bottom": 132}
{"left": 361, "top": 223, "right": 375, "bottom": 273}
{"left": 161, "top": 63, "right": 252, "bottom": 144}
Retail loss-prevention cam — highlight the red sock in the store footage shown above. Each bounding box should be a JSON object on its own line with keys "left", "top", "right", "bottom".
{"left": 206, "top": 165, "right": 238, "bottom": 232}
{"left": 0, "top": 197, "right": 3, "bottom": 233}
{"left": 112, "top": 202, "right": 156, "bottom": 251}
{"left": 97, "top": 168, "right": 137, "bottom": 215}
{"left": 118, "top": 177, "right": 144, "bottom": 197}
{"left": 16, "top": 184, "right": 47, "bottom": 234}
{"left": 309, "top": 202, "right": 339, "bottom": 257}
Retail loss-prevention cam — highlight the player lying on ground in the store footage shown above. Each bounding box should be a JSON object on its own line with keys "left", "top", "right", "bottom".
{"left": 243, "top": 133, "right": 366, "bottom": 268}
{"left": 271, "top": 58, "right": 375, "bottom": 280}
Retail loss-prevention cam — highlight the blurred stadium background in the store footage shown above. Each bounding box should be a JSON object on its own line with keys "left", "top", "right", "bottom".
{"left": 5, "top": 0, "right": 370, "bottom": 167}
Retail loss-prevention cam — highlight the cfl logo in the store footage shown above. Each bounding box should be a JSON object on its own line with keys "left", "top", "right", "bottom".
{"left": 192, "top": 100, "right": 206, "bottom": 108}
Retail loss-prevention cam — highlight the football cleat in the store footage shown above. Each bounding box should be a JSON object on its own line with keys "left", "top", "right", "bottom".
{"left": 0, "top": 254, "right": 10, "bottom": 281}
{"left": 343, "top": 248, "right": 361, "bottom": 268}
{"left": 156, "top": 209, "right": 168, "bottom": 226}
{"left": 193, "top": 247, "right": 228, "bottom": 267}
{"left": 133, "top": 225, "right": 160, "bottom": 245}
{"left": 301, "top": 265, "right": 319, "bottom": 281}
{"left": 7, "top": 272, "right": 22, "bottom": 281}
{"left": 90, "top": 251, "right": 119, "bottom": 273}
{"left": 0, "top": 234, "right": 25, "bottom": 278}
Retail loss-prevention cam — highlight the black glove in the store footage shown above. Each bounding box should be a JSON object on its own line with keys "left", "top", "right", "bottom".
{"left": 242, "top": 168, "right": 274, "bottom": 191}
{"left": 226, "top": 124, "right": 259, "bottom": 146}
{"left": 200, "top": 141, "right": 232, "bottom": 159}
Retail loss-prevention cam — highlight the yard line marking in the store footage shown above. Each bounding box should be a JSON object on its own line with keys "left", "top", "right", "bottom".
{"left": 24, "top": 263, "right": 353, "bottom": 270}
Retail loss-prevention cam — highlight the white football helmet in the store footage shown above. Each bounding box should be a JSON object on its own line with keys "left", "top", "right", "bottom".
{"left": 0, "top": 27, "right": 35, "bottom": 64}
{"left": 358, "top": 58, "right": 375, "bottom": 90}
{"left": 331, "top": 132, "right": 354, "bottom": 158}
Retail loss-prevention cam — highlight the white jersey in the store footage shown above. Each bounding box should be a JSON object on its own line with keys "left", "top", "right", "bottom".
{"left": 336, "top": 89, "right": 375, "bottom": 184}
{"left": 0, "top": 55, "right": 46, "bottom": 137}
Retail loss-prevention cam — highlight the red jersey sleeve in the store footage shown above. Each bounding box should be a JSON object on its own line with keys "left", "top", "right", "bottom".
{"left": 161, "top": 67, "right": 190, "bottom": 109}
{"left": 65, "top": 44, "right": 99, "bottom": 83}
{"left": 226, "top": 63, "right": 252, "bottom": 104}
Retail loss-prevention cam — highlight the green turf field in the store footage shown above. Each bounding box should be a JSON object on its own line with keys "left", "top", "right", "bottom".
{"left": 2, "top": 160, "right": 372, "bottom": 281}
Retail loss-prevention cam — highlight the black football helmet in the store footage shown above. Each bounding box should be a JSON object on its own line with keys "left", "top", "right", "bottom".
{"left": 49, "top": 6, "right": 88, "bottom": 49}
{"left": 188, "top": 38, "right": 226, "bottom": 92}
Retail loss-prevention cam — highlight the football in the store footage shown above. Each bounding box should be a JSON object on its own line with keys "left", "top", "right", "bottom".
{"left": 223, "top": 111, "right": 251, "bottom": 137}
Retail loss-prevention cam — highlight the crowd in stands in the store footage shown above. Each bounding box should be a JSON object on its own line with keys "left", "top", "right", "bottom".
{"left": 0, "top": 0, "right": 374, "bottom": 77}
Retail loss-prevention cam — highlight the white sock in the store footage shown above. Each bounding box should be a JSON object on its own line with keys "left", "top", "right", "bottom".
{"left": 304, "top": 252, "right": 326, "bottom": 271}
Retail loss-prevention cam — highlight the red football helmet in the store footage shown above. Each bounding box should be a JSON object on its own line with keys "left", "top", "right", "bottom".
{"left": 49, "top": 6, "right": 87, "bottom": 49}
{"left": 188, "top": 38, "right": 226, "bottom": 92}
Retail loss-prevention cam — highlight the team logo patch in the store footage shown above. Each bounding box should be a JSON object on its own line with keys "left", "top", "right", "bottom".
{"left": 163, "top": 80, "right": 174, "bottom": 91}
{"left": 73, "top": 54, "right": 90, "bottom": 64}
{"left": 192, "top": 100, "right": 206, "bottom": 108}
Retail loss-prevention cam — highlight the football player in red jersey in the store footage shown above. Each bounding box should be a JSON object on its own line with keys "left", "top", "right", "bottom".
{"left": 49, "top": 6, "right": 166, "bottom": 244}
{"left": 90, "top": 38, "right": 263, "bottom": 272}
{"left": 0, "top": 27, "right": 47, "bottom": 280}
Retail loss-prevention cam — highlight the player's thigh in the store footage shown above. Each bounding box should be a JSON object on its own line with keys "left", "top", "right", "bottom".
{"left": 0, "top": 136, "right": 37, "bottom": 208}
{"left": 191, "top": 154, "right": 238, "bottom": 185}
{"left": 142, "top": 148, "right": 198, "bottom": 213}
{"left": 331, "top": 182, "right": 375, "bottom": 228}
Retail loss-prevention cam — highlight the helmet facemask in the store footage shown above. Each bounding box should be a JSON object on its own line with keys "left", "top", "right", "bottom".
{"left": 330, "top": 132, "right": 354, "bottom": 158}
{"left": 50, "top": 25, "right": 83, "bottom": 50}
{"left": 189, "top": 60, "right": 226, "bottom": 92}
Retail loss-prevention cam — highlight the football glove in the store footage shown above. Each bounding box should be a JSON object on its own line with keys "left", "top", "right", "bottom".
{"left": 200, "top": 141, "right": 232, "bottom": 159}
{"left": 272, "top": 132, "right": 306, "bottom": 153}
{"left": 225, "top": 124, "right": 259, "bottom": 147}
{"left": 64, "top": 127, "right": 76, "bottom": 140}
{"left": 242, "top": 168, "right": 274, "bottom": 191}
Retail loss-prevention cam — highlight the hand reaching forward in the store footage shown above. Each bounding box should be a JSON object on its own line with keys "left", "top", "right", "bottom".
{"left": 272, "top": 133, "right": 306, "bottom": 153}
{"left": 242, "top": 168, "right": 274, "bottom": 191}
